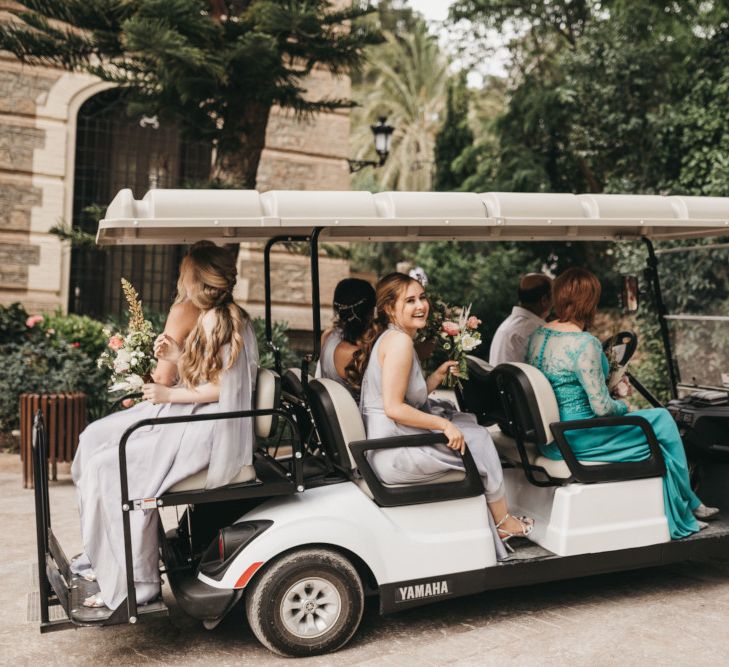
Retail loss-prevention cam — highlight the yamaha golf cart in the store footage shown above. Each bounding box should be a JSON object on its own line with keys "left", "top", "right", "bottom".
{"left": 32, "top": 189, "right": 729, "bottom": 656}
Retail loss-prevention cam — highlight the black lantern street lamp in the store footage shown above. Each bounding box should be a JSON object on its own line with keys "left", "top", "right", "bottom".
{"left": 347, "top": 117, "right": 394, "bottom": 173}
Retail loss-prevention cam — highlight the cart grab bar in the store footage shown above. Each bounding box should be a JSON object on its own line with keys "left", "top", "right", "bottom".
{"left": 549, "top": 414, "right": 666, "bottom": 484}
{"left": 349, "top": 433, "right": 483, "bottom": 507}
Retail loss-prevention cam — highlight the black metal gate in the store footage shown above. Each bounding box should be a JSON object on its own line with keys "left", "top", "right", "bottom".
{"left": 69, "top": 89, "right": 212, "bottom": 319}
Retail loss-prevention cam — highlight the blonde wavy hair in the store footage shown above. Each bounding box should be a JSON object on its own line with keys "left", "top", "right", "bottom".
{"left": 176, "top": 241, "right": 249, "bottom": 388}
{"left": 345, "top": 272, "right": 420, "bottom": 389}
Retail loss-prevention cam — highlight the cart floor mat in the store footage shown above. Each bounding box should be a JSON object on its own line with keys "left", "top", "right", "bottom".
{"left": 501, "top": 539, "right": 554, "bottom": 562}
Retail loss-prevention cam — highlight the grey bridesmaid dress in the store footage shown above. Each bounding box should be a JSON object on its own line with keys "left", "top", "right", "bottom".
{"left": 359, "top": 326, "right": 508, "bottom": 559}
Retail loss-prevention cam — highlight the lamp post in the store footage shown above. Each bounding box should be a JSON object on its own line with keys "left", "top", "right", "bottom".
{"left": 347, "top": 117, "right": 394, "bottom": 173}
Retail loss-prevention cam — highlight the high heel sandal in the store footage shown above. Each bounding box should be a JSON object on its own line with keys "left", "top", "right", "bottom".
{"left": 694, "top": 504, "right": 719, "bottom": 521}
{"left": 496, "top": 513, "right": 534, "bottom": 553}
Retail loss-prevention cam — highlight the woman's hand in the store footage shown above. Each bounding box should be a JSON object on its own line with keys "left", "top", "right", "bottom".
{"left": 611, "top": 376, "right": 633, "bottom": 398}
{"left": 427, "top": 360, "right": 459, "bottom": 392}
{"left": 142, "top": 383, "right": 171, "bottom": 405}
{"left": 153, "top": 333, "right": 182, "bottom": 363}
{"left": 442, "top": 420, "right": 465, "bottom": 455}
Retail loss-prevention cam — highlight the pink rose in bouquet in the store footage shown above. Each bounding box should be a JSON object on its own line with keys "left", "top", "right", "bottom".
{"left": 442, "top": 321, "right": 460, "bottom": 336}
{"left": 437, "top": 305, "right": 483, "bottom": 389}
{"left": 108, "top": 334, "right": 124, "bottom": 351}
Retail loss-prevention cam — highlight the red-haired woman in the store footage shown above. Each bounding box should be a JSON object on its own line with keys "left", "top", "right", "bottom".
{"left": 349, "top": 272, "right": 532, "bottom": 558}
{"left": 526, "top": 267, "right": 717, "bottom": 539}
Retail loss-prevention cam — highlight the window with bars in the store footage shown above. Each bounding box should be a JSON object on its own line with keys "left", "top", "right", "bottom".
{"left": 69, "top": 89, "right": 212, "bottom": 320}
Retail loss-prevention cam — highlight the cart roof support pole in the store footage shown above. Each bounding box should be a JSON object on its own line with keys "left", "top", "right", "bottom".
{"left": 264, "top": 235, "right": 310, "bottom": 374}
{"left": 310, "top": 227, "right": 323, "bottom": 361}
{"left": 642, "top": 237, "right": 679, "bottom": 399}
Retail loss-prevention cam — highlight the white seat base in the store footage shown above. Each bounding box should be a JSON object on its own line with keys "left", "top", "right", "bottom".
{"left": 489, "top": 426, "right": 611, "bottom": 480}
{"left": 502, "top": 468, "right": 670, "bottom": 556}
{"left": 168, "top": 465, "right": 257, "bottom": 493}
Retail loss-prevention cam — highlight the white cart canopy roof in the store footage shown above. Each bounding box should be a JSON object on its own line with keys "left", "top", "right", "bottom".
{"left": 97, "top": 189, "right": 729, "bottom": 245}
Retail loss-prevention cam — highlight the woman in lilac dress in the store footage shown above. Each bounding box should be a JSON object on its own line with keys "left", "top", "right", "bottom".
{"left": 71, "top": 242, "right": 258, "bottom": 609}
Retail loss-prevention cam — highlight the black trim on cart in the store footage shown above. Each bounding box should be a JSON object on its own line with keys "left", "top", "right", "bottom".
{"left": 550, "top": 415, "right": 666, "bottom": 483}
{"left": 349, "top": 434, "right": 484, "bottom": 507}
{"left": 492, "top": 364, "right": 666, "bottom": 486}
{"left": 643, "top": 237, "right": 679, "bottom": 399}
{"left": 379, "top": 526, "right": 729, "bottom": 614}
{"left": 264, "top": 235, "right": 310, "bottom": 375}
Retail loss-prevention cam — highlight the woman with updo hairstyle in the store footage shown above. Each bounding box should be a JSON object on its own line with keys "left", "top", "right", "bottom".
{"left": 317, "top": 278, "right": 376, "bottom": 394}
{"left": 526, "top": 267, "right": 717, "bottom": 539}
{"left": 349, "top": 273, "right": 533, "bottom": 558}
{"left": 71, "top": 241, "right": 259, "bottom": 610}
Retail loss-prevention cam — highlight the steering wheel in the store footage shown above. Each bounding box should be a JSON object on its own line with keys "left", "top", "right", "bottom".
{"left": 602, "top": 330, "right": 638, "bottom": 366}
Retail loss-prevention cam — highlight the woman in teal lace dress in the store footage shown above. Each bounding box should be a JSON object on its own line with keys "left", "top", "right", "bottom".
{"left": 525, "top": 268, "right": 717, "bottom": 539}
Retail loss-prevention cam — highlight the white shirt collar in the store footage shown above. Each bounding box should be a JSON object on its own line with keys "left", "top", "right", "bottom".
{"left": 511, "top": 305, "right": 545, "bottom": 325}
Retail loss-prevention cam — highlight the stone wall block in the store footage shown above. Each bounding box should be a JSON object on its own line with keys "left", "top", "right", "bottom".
{"left": 29, "top": 176, "right": 64, "bottom": 234}
{"left": 26, "top": 234, "right": 63, "bottom": 294}
{"left": 0, "top": 117, "right": 45, "bottom": 173}
{"left": 298, "top": 68, "right": 351, "bottom": 103}
{"left": 0, "top": 62, "right": 60, "bottom": 116}
{"left": 257, "top": 151, "right": 349, "bottom": 192}
{"left": 31, "top": 119, "right": 67, "bottom": 178}
{"left": 0, "top": 175, "right": 42, "bottom": 231}
{"left": 265, "top": 110, "right": 349, "bottom": 158}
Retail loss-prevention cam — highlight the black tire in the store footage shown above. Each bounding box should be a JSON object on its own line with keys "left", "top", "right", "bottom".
{"left": 245, "top": 548, "right": 364, "bottom": 657}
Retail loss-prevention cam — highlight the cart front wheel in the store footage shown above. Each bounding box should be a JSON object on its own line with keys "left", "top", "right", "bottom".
{"left": 245, "top": 548, "right": 364, "bottom": 657}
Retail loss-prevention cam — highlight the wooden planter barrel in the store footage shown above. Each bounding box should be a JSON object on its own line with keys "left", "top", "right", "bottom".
{"left": 19, "top": 392, "right": 87, "bottom": 488}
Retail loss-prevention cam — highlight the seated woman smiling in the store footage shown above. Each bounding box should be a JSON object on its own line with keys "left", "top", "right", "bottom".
{"left": 526, "top": 267, "right": 718, "bottom": 539}
{"left": 348, "top": 272, "right": 533, "bottom": 557}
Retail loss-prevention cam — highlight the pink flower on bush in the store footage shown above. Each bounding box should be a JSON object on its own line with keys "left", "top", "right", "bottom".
{"left": 466, "top": 316, "right": 481, "bottom": 330}
{"left": 71, "top": 342, "right": 81, "bottom": 348}
{"left": 108, "top": 335, "right": 124, "bottom": 351}
{"left": 442, "top": 321, "right": 460, "bottom": 336}
{"left": 26, "top": 314, "right": 44, "bottom": 328}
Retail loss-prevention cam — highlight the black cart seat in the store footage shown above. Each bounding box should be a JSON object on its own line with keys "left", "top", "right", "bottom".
{"left": 489, "top": 362, "right": 666, "bottom": 486}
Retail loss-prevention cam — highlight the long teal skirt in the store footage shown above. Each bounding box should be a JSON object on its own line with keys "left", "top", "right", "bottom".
{"left": 539, "top": 407, "right": 700, "bottom": 539}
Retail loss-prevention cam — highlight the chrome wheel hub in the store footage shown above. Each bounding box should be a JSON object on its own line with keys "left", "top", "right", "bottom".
{"left": 280, "top": 577, "right": 342, "bottom": 638}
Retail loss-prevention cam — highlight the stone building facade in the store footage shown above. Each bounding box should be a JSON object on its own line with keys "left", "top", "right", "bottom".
{"left": 0, "top": 48, "right": 353, "bottom": 341}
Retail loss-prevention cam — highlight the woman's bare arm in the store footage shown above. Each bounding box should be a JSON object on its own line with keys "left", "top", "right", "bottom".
{"left": 151, "top": 300, "right": 200, "bottom": 385}
{"left": 380, "top": 332, "right": 448, "bottom": 431}
{"left": 143, "top": 381, "right": 219, "bottom": 404}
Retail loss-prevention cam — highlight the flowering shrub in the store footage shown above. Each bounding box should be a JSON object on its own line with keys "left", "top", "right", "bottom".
{"left": 43, "top": 311, "right": 108, "bottom": 359}
{"left": 0, "top": 304, "right": 112, "bottom": 441}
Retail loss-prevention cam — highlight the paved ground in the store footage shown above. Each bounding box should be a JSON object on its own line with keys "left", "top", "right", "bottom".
{"left": 3, "top": 451, "right": 729, "bottom": 666}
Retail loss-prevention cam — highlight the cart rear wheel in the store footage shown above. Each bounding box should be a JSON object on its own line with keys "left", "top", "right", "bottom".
{"left": 245, "top": 548, "right": 364, "bottom": 657}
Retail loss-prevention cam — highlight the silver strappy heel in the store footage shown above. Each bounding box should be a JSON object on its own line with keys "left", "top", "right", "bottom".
{"left": 496, "top": 513, "right": 534, "bottom": 553}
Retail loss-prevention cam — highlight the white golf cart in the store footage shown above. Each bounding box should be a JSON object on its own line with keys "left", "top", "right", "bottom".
{"left": 32, "top": 190, "right": 729, "bottom": 656}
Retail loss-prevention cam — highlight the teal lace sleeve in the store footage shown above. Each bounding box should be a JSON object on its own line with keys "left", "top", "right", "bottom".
{"left": 574, "top": 337, "right": 628, "bottom": 417}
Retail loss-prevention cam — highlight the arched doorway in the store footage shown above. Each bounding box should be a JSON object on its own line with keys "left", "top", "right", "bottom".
{"left": 68, "top": 89, "right": 211, "bottom": 319}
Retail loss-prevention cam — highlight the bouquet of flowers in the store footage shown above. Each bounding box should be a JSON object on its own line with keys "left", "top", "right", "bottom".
{"left": 438, "top": 304, "right": 482, "bottom": 389}
{"left": 98, "top": 279, "right": 157, "bottom": 396}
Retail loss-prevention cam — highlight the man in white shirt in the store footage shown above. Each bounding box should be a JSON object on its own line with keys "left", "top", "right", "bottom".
{"left": 489, "top": 273, "right": 552, "bottom": 365}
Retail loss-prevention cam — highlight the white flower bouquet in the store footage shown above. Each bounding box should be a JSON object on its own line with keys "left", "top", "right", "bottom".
{"left": 438, "top": 304, "right": 482, "bottom": 389}
{"left": 98, "top": 279, "right": 157, "bottom": 397}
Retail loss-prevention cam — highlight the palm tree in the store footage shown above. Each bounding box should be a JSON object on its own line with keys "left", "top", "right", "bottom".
{"left": 352, "top": 20, "right": 449, "bottom": 191}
